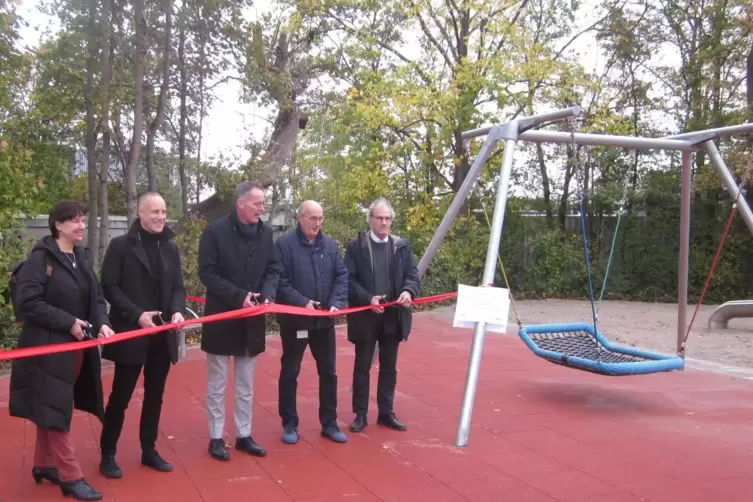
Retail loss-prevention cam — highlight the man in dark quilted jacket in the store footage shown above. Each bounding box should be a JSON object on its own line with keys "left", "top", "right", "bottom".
{"left": 275, "top": 200, "right": 349, "bottom": 444}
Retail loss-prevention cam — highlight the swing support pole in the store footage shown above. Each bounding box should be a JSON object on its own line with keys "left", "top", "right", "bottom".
{"left": 452, "top": 107, "right": 583, "bottom": 449}
{"left": 456, "top": 123, "right": 518, "bottom": 448}
{"left": 677, "top": 151, "right": 692, "bottom": 357}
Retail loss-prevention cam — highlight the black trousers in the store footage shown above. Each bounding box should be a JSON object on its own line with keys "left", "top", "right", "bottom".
{"left": 100, "top": 335, "right": 172, "bottom": 455}
{"left": 278, "top": 326, "right": 337, "bottom": 429}
{"left": 352, "top": 318, "right": 400, "bottom": 417}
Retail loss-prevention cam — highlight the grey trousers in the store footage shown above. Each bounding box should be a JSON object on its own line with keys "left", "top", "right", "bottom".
{"left": 206, "top": 353, "right": 258, "bottom": 439}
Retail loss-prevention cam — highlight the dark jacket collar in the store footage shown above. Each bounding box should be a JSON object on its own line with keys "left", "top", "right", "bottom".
{"left": 35, "top": 235, "right": 90, "bottom": 287}
{"left": 229, "top": 209, "right": 266, "bottom": 238}
{"left": 295, "top": 225, "right": 323, "bottom": 246}
{"left": 357, "top": 230, "right": 406, "bottom": 250}
{"left": 35, "top": 235, "right": 88, "bottom": 261}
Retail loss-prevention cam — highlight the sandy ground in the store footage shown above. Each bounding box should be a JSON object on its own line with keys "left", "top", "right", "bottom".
{"left": 433, "top": 299, "right": 753, "bottom": 371}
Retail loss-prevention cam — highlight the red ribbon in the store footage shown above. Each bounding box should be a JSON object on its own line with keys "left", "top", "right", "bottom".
{"left": 0, "top": 292, "right": 457, "bottom": 361}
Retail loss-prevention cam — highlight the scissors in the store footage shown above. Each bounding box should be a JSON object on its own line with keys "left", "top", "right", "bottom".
{"left": 81, "top": 322, "right": 95, "bottom": 340}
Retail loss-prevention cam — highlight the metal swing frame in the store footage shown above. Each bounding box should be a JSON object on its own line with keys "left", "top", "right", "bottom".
{"left": 413, "top": 105, "right": 753, "bottom": 448}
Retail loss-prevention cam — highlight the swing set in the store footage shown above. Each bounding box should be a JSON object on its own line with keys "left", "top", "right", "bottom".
{"left": 510, "top": 118, "right": 750, "bottom": 377}
{"left": 415, "top": 106, "right": 753, "bottom": 447}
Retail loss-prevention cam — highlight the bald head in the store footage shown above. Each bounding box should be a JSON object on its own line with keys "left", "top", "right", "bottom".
{"left": 138, "top": 192, "right": 167, "bottom": 234}
{"left": 297, "top": 200, "right": 322, "bottom": 216}
{"left": 296, "top": 199, "right": 324, "bottom": 241}
{"left": 138, "top": 192, "right": 164, "bottom": 210}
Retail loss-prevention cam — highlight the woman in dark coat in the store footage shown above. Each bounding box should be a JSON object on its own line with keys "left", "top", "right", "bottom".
{"left": 9, "top": 201, "right": 114, "bottom": 501}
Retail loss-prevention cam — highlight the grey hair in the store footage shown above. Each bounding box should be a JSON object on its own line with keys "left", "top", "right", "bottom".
{"left": 235, "top": 181, "right": 264, "bottom": 203}
{"left": 138, "top": 192, "right": 163, "bottom": 209}
{"left": 366, "top": 197, "right": 395, "bottom": 224}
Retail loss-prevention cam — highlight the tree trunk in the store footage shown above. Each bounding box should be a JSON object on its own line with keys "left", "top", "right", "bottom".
{"left": 747, "top": 42, "right": 753, "bottom": 113}
{"left": 145, "top": 0, "right": 173, "bottom": 192}
{"left": 98, "top": 0, "right": 112, "bottom": 262}
{"left": 177, "top": 11, "right": 188, "bottom": 216}
{"left": 254, "top": 108, "right": 306, "bottom": 188}
{"left": 85, "top": 0, "right": 99, "bottom": 263}
{"left": 196, "top": 13, "right": 206, "bottom": 206}
{"left": 188, "top": 108, "right": 307, "bottom": 221}
{"left": 126, "top": 0, "right": 146, "bottom": 224}
{"left": 448, "top": 7, "right": 473, "bottom": 216}
{"left": 629, "top": 66, "right": 640, "bottom": 213}
{"left": 526, "top": 81, "right": 553, "bottom": 225}
{"left": 269, "top": 181, "right": 280, "bottom": 224}
{"left": 535, "top": 142, "right": 553, "bottom": 224}
{"left": 558, "top": 145, "right": 576, "bottom": 230}
{"left": 196, "top": 105, "right": 203, "bottom": 205}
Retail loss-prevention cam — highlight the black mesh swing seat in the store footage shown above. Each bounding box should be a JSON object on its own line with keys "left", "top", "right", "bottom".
{"left": 518, "top": 322, "right": 685, "bottom": 376}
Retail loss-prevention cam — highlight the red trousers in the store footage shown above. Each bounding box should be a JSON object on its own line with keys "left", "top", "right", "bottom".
{"left": 33, "top": 350, "right": 84, "bottom": 483}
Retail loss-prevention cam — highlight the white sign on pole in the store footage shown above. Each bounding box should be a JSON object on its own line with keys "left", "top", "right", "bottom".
{"left": 452, "top": 284, "right": 510, "bottom": 334}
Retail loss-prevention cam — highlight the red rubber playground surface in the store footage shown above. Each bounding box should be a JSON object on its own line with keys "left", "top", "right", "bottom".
{"left": 1, "top": 308, "right": 752, "bottom": 501}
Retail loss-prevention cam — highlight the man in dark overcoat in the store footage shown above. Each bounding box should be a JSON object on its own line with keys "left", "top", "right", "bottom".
{"left": 98, "top": 192, "right": 186, "bottom": 478}
{"left": 344, "top": 197, "right": 420, "bottom": 433}
{"left": 198, "top": 181, "right": 281, "bottom": 461}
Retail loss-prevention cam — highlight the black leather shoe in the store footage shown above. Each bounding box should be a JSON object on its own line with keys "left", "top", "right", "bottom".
{"left": 377, "top": 412, "right": 407, "bottom": 431}
{"left": 349, "top": 414, "right": 368, "bottom": 432}
{"left": 141, "top": 449, "right": 173, "bottom": 472}
{"left": 99, "top": 455, "right": 122, "bottom": 479}
{"left": 209, "top": 438, "right": 230, "bottom": 461}
{"left": 235, "top": 436, "right": 267, "bottom": 457}
{"left": 32, "top": 466, "right": 59, "bottom": 485}
{"left": 59, "top": 478, "right": 103, "bottom": 501}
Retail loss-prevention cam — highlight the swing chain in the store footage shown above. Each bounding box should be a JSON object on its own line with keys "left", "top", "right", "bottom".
{"left": 567, "top": 113, "right": 602, "bottom": 359}
{"left": 480, "top": 202, "right": 524, "bottom": 329}
{"left": 595, "top": 151, "right": 634, "bottom": 319}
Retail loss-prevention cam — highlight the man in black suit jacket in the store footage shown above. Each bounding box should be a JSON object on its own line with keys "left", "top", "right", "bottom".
{"left": 98, "top": 192, "right": 186, "bottom": 479}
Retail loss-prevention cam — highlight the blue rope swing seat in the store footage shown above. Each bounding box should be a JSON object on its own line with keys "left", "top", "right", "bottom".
{"left": 488, "top": 161, "right": 687, "bottom": 377}
{"left": 514, "top": 191, "right": 685, "bottom": 376}
{"left": 518, "top": 322, "right": 685, "bottom": 376}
